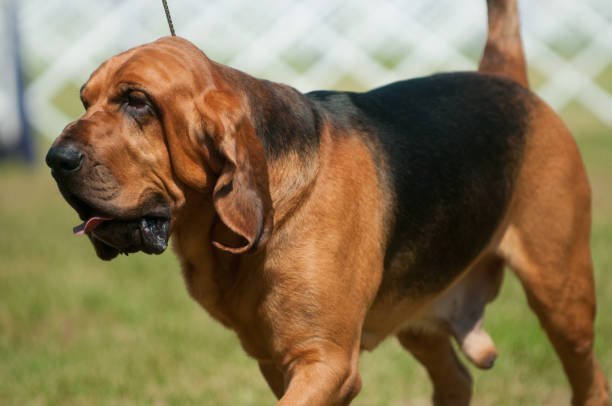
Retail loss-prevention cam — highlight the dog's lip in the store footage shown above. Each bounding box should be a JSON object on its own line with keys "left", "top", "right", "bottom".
{"left": 73, "top": 212, "right": 170, "bottom": 236}
{"left": 69, "top": 197, "right": 171, "bottom": 257}
{"left": 88, "top": 216, "right": 171, "bottom": 255}
{"left": 62, "top": 191, "right": 170, "bottom": 234}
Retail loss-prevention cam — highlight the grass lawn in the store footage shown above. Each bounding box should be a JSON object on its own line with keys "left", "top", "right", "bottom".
{"left": 0, "top": 131, "right": 610, "bottom": 405}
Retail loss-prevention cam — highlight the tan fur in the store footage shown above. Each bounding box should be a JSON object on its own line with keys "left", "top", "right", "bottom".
{"left": 46, "top": 1, "right": 609, "bottom": 403}
{"left": 497, "top": 102, "right": 609, "bottom": 405}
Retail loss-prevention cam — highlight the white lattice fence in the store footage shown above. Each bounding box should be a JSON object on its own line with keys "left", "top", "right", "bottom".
{"left": 18, "top": 0, "right": 612, "bottom": 138}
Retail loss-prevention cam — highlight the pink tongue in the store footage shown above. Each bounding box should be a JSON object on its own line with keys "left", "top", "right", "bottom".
{"left": 73, "top": 217, "right": 112, "bottom": 235}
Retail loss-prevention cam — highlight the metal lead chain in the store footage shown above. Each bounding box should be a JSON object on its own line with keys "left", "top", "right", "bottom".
{"left": 162, "top": 0, "right": 176, "bottom": 36}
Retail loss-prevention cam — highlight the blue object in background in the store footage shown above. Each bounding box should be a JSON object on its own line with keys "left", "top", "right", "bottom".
{"left": 0, "top": 0, "right": 34, "bottom": 164}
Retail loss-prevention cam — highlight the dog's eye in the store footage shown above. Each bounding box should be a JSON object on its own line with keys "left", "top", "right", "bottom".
{"left": 124, "top": 91, "right": 150, "bottom": 112}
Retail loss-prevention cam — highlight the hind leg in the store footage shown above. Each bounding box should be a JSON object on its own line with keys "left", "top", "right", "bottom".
{"left": 501, "top": 224, "right": 608, "bottom": 405}
{"left": 499, "top": 115, "right": 609, "bottom": 405}
{"left": 397, "top": 329, "right": 472, "bottom": 406}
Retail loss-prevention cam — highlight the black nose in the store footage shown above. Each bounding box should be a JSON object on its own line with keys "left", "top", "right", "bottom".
{"left": 45, "top": 144, "right": 84, "bottom": 173}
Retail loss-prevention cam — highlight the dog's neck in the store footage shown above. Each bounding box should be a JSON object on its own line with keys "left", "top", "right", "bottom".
{"left": 171, "top": 190, "right": 267, "bottom": 329}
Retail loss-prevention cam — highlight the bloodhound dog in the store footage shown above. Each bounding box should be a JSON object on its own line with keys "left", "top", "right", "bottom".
{"left": 46, "top": 0, "right": 608, "bottom": 404}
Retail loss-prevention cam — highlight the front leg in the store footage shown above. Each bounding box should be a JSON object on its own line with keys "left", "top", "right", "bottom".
{"left": 279, "top": 338, "right": 362, "bottom": 406}
{"left": 256, "top": 258, "right": 375, "bottom": 406}
{"left": 259, "top": 134, "right": 384, "bottom": 404}
{"left": 259, "top": 339, "right": 362, "bottom": 405}
{"left": 257, "top": 250, "right": 376, "bottom": 405}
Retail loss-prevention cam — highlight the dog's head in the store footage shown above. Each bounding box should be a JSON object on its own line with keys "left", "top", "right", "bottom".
{"left": 46, "top": 37, "right": 272, "bottom": 260}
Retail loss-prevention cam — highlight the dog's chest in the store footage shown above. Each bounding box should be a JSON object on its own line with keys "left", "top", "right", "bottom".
{"left": 174, "top": 231, "right": 267, "bottom": 334}
{"left": 173, "top": 216, "right": 235, "bottom": 326}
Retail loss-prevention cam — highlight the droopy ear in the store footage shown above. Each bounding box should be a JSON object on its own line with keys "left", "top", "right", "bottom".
{"left": 202, "top": 91, "right": 273, "bottom": 254}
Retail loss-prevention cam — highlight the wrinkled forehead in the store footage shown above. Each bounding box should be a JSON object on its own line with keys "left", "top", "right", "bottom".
{"left": 81, "top": 37, "right": 212, "bottom": 100}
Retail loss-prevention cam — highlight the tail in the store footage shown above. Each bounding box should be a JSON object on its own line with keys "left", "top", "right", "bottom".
{"left": 478, "top": 0, "right": 528, "bottom": 87}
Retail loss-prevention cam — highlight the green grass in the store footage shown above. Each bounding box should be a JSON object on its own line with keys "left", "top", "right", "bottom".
{"left": 0, "top": 132, "right": 611, "bottom": 405}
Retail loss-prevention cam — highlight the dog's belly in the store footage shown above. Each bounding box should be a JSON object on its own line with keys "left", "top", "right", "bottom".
{"left": 361, "top": 243, "right": 504, "bottom": 351}
{"left": 360, "top": 258, "right": 484, "bottom": 351}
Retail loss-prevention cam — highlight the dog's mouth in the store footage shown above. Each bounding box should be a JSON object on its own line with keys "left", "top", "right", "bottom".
{"left": 62, "top": 190, "right": 171, "bottom": 260}
{"left": 74, "top": 216, "right": 170, "bottom": 255}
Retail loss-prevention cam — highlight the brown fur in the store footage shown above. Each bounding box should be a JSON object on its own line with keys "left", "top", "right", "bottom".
{"left": 45, "top": 1, "right": 609, "bottom": 404}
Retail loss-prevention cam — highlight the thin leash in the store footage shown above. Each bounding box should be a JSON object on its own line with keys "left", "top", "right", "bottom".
{"left": 161, "top": 0, "right": 176, "bottom": 36}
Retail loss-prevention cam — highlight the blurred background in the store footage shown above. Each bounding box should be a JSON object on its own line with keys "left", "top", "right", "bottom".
{"left": 1, "top": 0, "right": 610, "bottom": 404}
